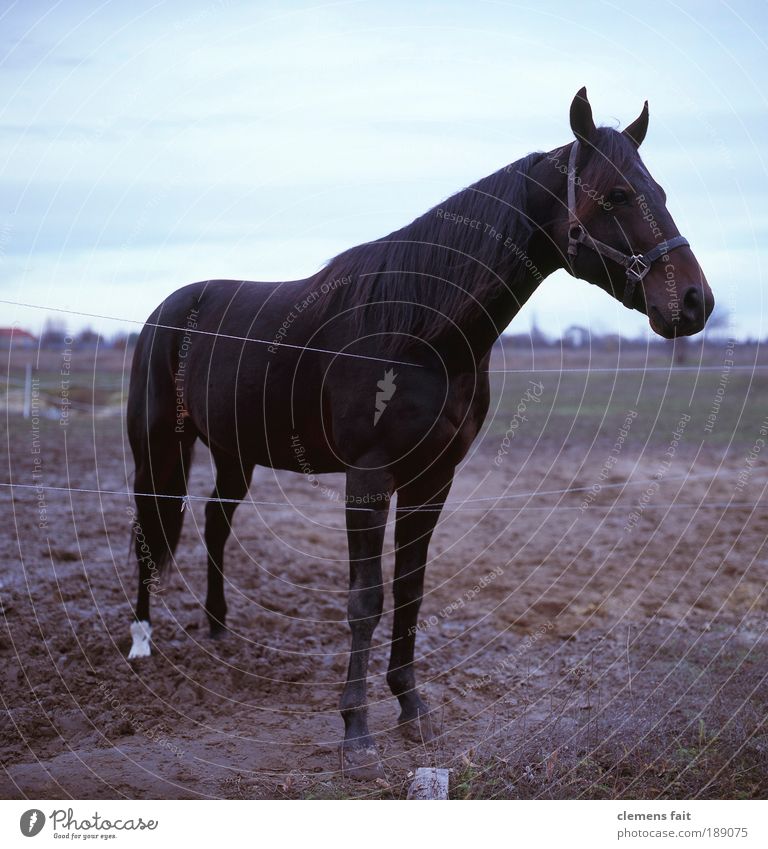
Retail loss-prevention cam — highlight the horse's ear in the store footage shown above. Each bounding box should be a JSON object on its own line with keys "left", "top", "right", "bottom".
{"left": 624, "top": 101, "right": 649, "bottom": 147}
{"left": 569, "top": 87, "right": 596, "bottom": 144}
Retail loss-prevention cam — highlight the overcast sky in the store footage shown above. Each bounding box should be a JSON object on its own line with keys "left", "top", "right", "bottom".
{"left": 1, "top": 0, "right": 766, "bottom": 341}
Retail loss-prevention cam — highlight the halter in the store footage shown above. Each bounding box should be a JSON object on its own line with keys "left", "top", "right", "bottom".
{"left": 566, "top": 139, "right": 690, "bottom": 309}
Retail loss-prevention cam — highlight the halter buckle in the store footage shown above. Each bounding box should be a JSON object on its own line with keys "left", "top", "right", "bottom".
{"left": 567, "top": 224, "right": 584, "bottom": 258}
{"left": 626, "top": 254, "right": 649, "bottom": 281}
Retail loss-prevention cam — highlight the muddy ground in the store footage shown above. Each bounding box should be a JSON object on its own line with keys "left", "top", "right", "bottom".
{"left": 1, "top": 342, "right": 767, "bottom": 799}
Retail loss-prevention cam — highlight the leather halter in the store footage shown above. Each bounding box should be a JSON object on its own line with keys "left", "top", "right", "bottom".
{"left": 566, "top": 139, "right": 690, "bottom": 309}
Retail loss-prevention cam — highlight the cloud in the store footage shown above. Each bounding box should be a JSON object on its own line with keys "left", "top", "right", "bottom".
{"left": 0, "top": 0, "right": 765, "bottom": 339}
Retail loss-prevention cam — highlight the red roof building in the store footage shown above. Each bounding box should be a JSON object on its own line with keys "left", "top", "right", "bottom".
{"left": 0, "top": 327, "right": 38, "bottom": 348}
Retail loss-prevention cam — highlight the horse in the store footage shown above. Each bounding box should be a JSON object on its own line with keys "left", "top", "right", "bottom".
{"left": 126, "top": 88, "right": 714, "bottom": 778}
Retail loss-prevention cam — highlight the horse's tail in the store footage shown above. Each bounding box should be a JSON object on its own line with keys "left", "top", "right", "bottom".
{"left": 128, "top": 435, "right": 193, "bottom": 581}
{"left": 126, "top": 297, "right": 197, "bottom": 584}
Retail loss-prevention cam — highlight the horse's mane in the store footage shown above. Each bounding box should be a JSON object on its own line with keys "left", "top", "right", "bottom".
{"left": 309, "top": 150, "right": 545, "bottom": 353}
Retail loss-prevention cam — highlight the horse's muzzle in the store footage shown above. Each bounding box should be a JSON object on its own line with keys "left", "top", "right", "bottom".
{"left": 649, "top": 284, "right": 715, "bottom": 338}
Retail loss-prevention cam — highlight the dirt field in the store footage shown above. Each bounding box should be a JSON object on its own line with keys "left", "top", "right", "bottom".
{"left": 1, "top": 340, "right": 767, "bottom": 799}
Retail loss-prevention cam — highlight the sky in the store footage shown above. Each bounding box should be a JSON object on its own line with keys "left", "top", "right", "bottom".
{"left": 1, "top": 0, "right": 767, "bottom": 342}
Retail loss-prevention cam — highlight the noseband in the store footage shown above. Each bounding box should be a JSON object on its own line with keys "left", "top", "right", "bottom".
{"left": 566, "top": 139, "right": 690, "bottom": 309}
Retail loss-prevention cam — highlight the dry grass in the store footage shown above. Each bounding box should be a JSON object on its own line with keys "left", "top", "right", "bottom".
{"left": 448, "top": 629, "right": 768, "bottom": 800}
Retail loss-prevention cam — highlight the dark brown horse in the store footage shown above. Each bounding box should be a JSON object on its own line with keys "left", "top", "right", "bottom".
{"left": 126, "top": 88, "right": 714, "bottom": 777}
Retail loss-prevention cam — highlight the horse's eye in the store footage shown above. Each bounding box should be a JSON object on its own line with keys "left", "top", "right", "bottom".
{"left": 608, "top": 189, "right": 629, "bottom": 205}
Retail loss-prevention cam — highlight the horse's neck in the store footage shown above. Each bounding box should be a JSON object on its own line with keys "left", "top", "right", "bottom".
{"left": 448, "top": 201, "right": 563, "bottom": 361}
{"left": 442, "top": 153, "right": 563, "bottom": 361}
{"left": 447, "top": 270, "right": 547, "bottom": 365}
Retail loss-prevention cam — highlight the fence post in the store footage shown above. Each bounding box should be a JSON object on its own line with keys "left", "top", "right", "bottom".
{"left": 22, "top": 362, "right": 32, "bottom": 419}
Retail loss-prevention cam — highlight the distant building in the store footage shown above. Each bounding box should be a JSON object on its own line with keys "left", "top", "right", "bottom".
{"left": 0, "top": 327, "right": 37, "bottom": 349}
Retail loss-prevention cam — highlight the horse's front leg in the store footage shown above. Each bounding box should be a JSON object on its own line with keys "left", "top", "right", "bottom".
{"left": 387, "top": 468, "right": 454, "bottom": 740}
{"left": 339, "top": 465, "right": 394, "bottom": 779}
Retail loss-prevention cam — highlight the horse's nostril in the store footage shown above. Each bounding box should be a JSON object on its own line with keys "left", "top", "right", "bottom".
{"left": 683, "top": 286, "right": 702, "bottom": 315}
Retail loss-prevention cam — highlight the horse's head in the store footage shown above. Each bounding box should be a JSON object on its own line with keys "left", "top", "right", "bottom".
{"left": 550, "top": 87, "right": 714, "bottom": 338}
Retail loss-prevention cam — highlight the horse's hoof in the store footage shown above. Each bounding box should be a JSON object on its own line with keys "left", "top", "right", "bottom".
{"left": 128, "top": 620, "right": 152, "bottom": 660}
{"left": 398, "top": 706, "right": 436, "bottom": 743}
{"left": 339, "top": 742, "right": 385, "bottom": 781}
{"left": 208, "top": 622, "right": 228, "bottom": 640}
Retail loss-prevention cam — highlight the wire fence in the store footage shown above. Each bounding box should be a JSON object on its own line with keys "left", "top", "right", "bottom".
{"left": 2, "top": 296, "right": 765, "bottom": 376}
{"left": 3, "top": 297, "right": 764, "bottom": 516}
{"left": 0, "top": 473, "right": 758, "bottom": 514}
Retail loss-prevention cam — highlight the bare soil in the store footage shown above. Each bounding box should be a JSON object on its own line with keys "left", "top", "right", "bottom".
{"left": 1, "top": 343, "right": 767, "bottom": 799}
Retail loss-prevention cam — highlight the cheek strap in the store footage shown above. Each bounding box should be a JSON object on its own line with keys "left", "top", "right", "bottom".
{"left": 566, "top": 140, "right": 690, "bottom": 309}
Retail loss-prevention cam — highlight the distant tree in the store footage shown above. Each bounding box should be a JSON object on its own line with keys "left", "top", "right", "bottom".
{"left": 673, "top": 335, "right": 689, "bottom": 365}
{"left": 76, "top": 327, "right": 103, "bottom": 348}
{"left": 704, "top": 307, "right": 732, "bottom": 338}
{"left": 600, "top": 333, "right": 622, "bottom": 352}
{"left": 111, "top": 331, "right": 139, "bottom": 350}
{"left": 562, "top": 325, "right": 590, "bottom": 348}
{"left": 40, "top": 318, "right": 67, "bottom": 348}
{"left": 530, "top": 314, "right": 548, "bottom": 347}
{"left": 502, "top": 333, "right": 534, "bottom": 349}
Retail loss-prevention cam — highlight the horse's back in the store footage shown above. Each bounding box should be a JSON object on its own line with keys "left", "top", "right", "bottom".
{"left": 129, "top": 277, "right": 490, "bottom": 476}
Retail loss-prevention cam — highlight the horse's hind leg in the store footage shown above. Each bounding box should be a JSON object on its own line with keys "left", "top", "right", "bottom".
{"left": 128, "top": 422, "right": 196, "bottom": 659}
{"left": 387, "top": 467, "right": 454, "bottom": 740}
{"left": 204, "top": 451, "right": 254, "bottom": 638}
